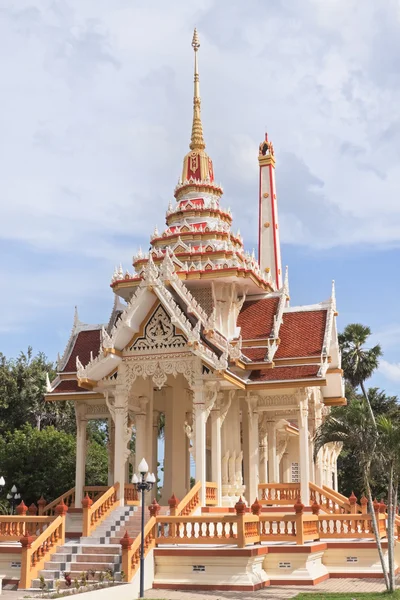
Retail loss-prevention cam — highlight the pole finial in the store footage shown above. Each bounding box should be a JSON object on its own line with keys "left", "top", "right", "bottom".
{"left": 192, "top": 28, "right": 200, "bottom": 51}
{"left": 190, "top": 28, "right": 205, "bottom": 151}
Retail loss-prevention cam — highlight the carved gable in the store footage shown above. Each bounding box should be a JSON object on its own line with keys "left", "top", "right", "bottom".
{"left": 129, "top": 304, "right": 187, "bottom": 351}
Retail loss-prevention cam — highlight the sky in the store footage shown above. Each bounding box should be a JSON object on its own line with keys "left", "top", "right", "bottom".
{"left": 1, "top": 0, "right": 400, "bottom": 396}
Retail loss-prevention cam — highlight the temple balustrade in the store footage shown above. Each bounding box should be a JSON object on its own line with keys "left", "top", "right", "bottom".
{"left": 258, "top": 483, "right": 300, "bottom": 505}
{"left": 82, "top": 483, "right": 120, "bottom": 537}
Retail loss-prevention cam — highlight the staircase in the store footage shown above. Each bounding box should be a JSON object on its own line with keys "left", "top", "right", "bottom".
{"left": 109, "top": 505, "right": 170, "bottom": 544}
{"left": 31, "top": 504, "right": 167, "bottom": 591}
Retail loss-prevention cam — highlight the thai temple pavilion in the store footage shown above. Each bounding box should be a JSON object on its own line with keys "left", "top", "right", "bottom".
{"left": 46, "top": 28, "right": 344, "bottom": 513}
{"left": 5, "top": 30, "right": 389, "bottom": 595}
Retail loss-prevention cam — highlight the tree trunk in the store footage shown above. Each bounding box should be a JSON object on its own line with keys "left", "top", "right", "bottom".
{"left": 390, "top": 486, "right": 398, "bottom": 592}
{"left": 360, "top": 381, "right": 377, "bottom": 428}
{"left": 366, "top": 482, "right": 390, "bottom": 590}
{"left": 387, "top": 467, "right": 394, "bottom": 592}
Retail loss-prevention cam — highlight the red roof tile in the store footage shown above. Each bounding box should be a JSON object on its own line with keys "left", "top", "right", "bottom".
{"left": 249, "top": 365, "right": 320, "bottom": 382}
{"left": 242, "top": 348, "right": 268, "bottom": 362}
{"left": 275, "top": 310, "right": 327, "bottom": 359}
{"left": 63, "top": 329, "right": 101, "bottom": 372}
{"left": 50, "top": 379, "right": 83, "bottom": 393}
{"left": 237, "top": 297, "right": 279, "bottom": 340}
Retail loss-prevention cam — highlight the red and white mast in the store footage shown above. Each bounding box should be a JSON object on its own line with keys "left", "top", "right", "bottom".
{"left": 258, "top": 133, "right": 282, "bottom": 290}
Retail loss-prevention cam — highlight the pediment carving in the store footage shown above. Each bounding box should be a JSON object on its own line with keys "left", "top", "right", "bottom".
{"left": 130, "top": 304, "right": 187, "bottom": 351}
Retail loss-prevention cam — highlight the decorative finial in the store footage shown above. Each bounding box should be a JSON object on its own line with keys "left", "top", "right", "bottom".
{"left": 73, "top": 306, "right": 79, "bottom": 328}
{"left": 192, "top": 28, "right": 200, "bottom": 51}
{"left": 45, "top": 373, "right": 52, "bottom": 393}
{"left": 190, "top": 28, "right": 205, "bottom": 151}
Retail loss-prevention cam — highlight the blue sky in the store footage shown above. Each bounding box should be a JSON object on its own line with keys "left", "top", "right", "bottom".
{"left": 1, "top": 0, "right": 400, "bottom": 396}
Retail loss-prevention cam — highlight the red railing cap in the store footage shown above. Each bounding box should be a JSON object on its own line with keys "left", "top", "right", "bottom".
{"left": 294, "top": 496, "right": 304, "bottom": 514}
{"left": 120, "top": 530, "right": 133, "bottom": 549}
{"left": 349, "top": 491, "right": 357, "bottom": 505}
{"left": 20, "top": 534, "right": 34, "bottom": 548}
{"left": 37, "top": 495, "right": 47, "bottom": 507}
{"left": 168, "top": 493, "right": 179, "bottom": 508}
{"left": 235, "top": 496, "right": 246, "bottom": 515}
{"left": 55, "top": 499, "right": 69, "bottom": 516}
{"left": 311, "top": 500, "right": 321, "bottom": 515}
{"left": 148, "top": 498, "right": 161, "bottom": 517}
{"left": 28, "top": 503, "right": 38, "bottom": 515}
{"left": 251, "top": 498, "right": 262, "bottom": 515}
{"left": 16, "top": 500, "right": 28, "bottom": 515}
{"left": 82, "top": 493, "right": 93, "bottom": 509}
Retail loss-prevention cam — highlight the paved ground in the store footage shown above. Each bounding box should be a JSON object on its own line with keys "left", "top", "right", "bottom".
{"left": 1, "top": 578, "right": 392, "bottom": 599}
{"left": 144, "top": 578, "right": 390, "bottom": 599}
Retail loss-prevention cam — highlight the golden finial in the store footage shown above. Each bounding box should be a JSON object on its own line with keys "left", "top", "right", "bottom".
{"left": 190, "top": 28, "right": 205, "bottom": 151}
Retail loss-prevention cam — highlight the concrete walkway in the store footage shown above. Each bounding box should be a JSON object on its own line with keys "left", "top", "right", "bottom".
{"left": 1, "top": 578, "right": 393, "bottom": 599}
{"left": 145, "top": 578, "right": 390, "bottom": 598}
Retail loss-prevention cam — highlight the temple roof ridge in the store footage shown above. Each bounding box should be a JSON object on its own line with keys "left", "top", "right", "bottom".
{"left": 57, "top": 307, "right": 105, "bottom": 371}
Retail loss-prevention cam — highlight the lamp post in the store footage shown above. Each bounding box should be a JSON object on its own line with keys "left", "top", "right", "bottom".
{"left": 132, "top": 458, "right": 156, "bottom": 598}
{"left": 0, "top": 476, "right": 5, "bottom": 494}
{"left": 7, "top": 485, "right": 21, "bottom": 515}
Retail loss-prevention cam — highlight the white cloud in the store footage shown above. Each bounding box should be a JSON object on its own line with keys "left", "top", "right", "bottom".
{"left": 2, "top": 0, "right": 400, "bottom": 335}
{"left": 379, "top": 360, "right": 400, "bottom": 383}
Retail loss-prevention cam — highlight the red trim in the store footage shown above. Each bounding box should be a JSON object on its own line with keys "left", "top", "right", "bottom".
{"left": 111, "top": 266, "right": 274, "bottom": 291}
{"left": 269, "top": 164, "right": 280, "bottom": 288}
{"left": 153, "top": 582, "right": 269, "bottom": 591}
{"left": 2, "top": 579, "right": 19, "bottom": 586}
{"left": 329, "top": 572, "right": 394, "bottom": 579}
{"left": 154, "top": 547, "right": 268, "bottom": 557}
{"left": 0, "top": 547, "right": 21, "bottom": 554}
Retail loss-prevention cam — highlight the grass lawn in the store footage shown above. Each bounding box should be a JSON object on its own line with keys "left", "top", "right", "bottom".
{"left": 295, "top": 591, "right": 400, "bottom": 599}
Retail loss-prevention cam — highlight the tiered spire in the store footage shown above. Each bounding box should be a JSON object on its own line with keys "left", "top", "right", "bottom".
{"left": 112, "top": 29, "right": 273, "bottom": 294}
{"left": 176, "top": 29, "right": 219, "bottom": 199}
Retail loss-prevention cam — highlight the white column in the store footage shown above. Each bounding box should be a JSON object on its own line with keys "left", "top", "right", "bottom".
{"left": 259, "top": 442, "right": 268, "bottom": 483}
{"left": 210, "top": 407, "right": 222, "bottom": 506}
{"left": 152, "top": 411, "right": 159, "bottom": 498}
{"left": 113, "top": 390, "right": 128, "bottom": 506}
{"left": 267, "top": 420, "right": 278, "bottom": 482}
{"left": 282, "top": 452, "right": 291, "bottom": 483}
{"left": 135, "top": 398, "right": 151, "bottom": 473}
{"left": 315, "top": 451, "right": 323, "bottom": 487}
{"left": 246, "top": 401, "right": 259, "bottom": 504}
{"left": 146, "top": 389, "right": 154, "bottom": 475}
{"left": 193, "top": 382, "right": 207, "bottom": 506}
{"left": 107, "top": 419, "right": 115, "bottom": 486}
{"left": 75, "top": 403, "right": 87, "bottom": 506}
{"left": 299, "top": 398, "right": 310, "bottom": 505}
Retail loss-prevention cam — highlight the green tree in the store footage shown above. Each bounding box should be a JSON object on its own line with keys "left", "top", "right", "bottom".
{"left": 0, "top": 348, "right": 75, "bottom": 434}
{"left": 339, "top": 324, "right": 382, "bottom": 425}
{"left": 0, "top": 425, "right": 107, "bottom": 506}
{"left": 376, "top": 416, "right": 400, "bottom": 592}
{"left": 336, "top": 388, "right": 400, "bottom": 496}
{"left": 314, "top": 399, "right": 390, "bottom": 589}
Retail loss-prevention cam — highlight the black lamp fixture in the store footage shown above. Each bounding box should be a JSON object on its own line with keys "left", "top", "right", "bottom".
{"left": 131, "top": 458, "right": 156, "bottom": 598}
{"left": 7, "top": 485, "right": 21, "bottom": 515}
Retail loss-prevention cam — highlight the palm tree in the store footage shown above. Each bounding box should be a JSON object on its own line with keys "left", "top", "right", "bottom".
{"left": 376, "top": 416, "right": 400, "bottom": 592}
{"left": 339, "top": 324, "right": 382, "bottom": 426}
{"left": 314, "top": 399, "right": 390, "bottom": 590}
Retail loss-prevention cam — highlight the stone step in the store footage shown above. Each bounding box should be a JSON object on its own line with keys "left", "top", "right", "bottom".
{"left": 75, "top": 553, "right": 120, "bottom": 563}
{"left": 70, "top": 562, "right": 119, "bottom": 571}
{"left": 81, "top": 545, "right": 121, "bottom": 554}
